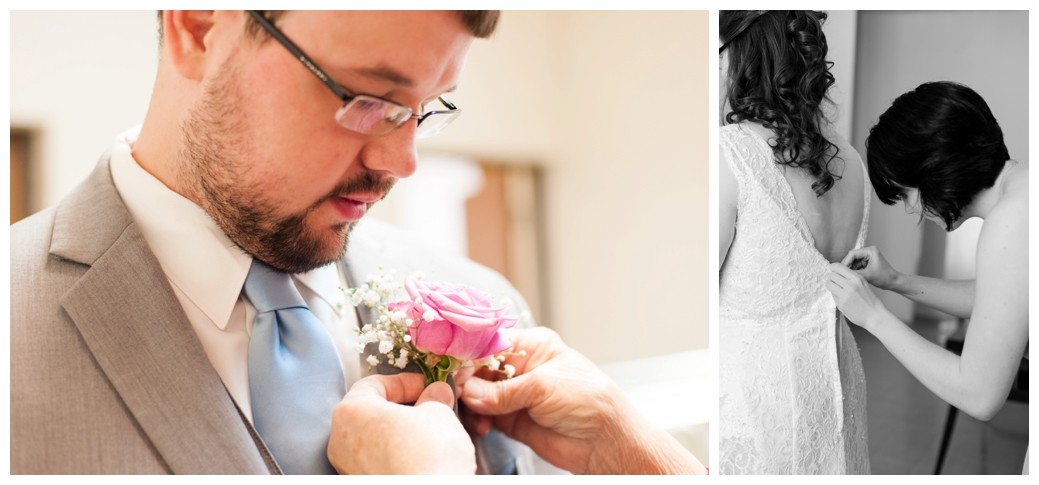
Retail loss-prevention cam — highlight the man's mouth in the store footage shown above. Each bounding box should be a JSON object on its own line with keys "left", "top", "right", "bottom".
{"left": 330, "top": 193, "right": 383, "bottom": 222}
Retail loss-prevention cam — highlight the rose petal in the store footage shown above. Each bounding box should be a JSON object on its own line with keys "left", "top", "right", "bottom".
{"left": 441, "top": 328, "right": 489, "bottom": 361}
{"left": 402, "top": 275, "right": 519, "bottom": 361}
{"left": 409, "top": 318, "right": 454, "bottom": 356}
{"left": 478, "top": 330, "right": 513, "bottom": 358}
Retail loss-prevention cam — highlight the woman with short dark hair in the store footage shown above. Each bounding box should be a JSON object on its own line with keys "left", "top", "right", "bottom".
{"left": 866, "top": 82, "right": 1012, "bottom": 231}
{"left": 827, "top": 81, "right": 1028, "bottom": 472}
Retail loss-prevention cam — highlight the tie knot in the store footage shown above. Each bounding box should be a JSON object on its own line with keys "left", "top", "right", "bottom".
{"left": 243, "top": 259, "right": 309, "bottom": 313}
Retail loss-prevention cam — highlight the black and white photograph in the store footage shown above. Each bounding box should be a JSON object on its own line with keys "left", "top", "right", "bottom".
{"left": 718, "top": 10, "right": 1028, "bottom": 475}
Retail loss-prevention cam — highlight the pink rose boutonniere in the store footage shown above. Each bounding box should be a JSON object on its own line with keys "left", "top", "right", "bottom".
{"left": 346, "top": 270, "right": 521, "bottom": 385}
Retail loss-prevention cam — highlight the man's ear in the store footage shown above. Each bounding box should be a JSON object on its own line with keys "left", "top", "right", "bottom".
{"left": 162, "top": 10, "right": 218, "bottom": 81}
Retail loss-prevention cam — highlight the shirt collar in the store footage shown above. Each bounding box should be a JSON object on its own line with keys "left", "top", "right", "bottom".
{"left": 296, "top": 263, "right": 349, "bottom": 316}
{"left": 110, "top": 126, "right": 251, "bottom": 330}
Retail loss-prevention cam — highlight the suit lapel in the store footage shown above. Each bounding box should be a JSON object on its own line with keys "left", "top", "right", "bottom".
{"left": 54, "top": 158, "right": 275, "bottom": 474}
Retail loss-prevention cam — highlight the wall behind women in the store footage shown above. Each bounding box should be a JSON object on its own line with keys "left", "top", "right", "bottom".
{"left": 822, "top": 10, "right": 858, "bottom": 143}
{"left": 10, "top": 11, "right": 709, "bottom": 363}
{"left": 851, "top": 10, "right": 1028, "bottom": 321}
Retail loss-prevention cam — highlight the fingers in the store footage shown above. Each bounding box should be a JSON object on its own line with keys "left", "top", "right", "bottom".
{"left": 825, "top": 278, "right": 843, "bottom": 291}
{"left": 348, "top": 372, "right": 428, "bottom": 404}
{"left": 416, "top": 381, "right": 456, "bottom": 409}
{"left": 460, "top": 408, "right": 493, "bottom": 437}
{"left": 352, "top": 374, "right": 457, "bottom": 410}
{"left": 828, "top": 262, "right": 858, "bottom": 280}
{"left": 490, "top": 409, "right": 558, "bottom": 455}
{"left": 474, "top": 416, "right": 492, "bottom": 436}
{"left": 841, "top": 248, "right": 866, "bottom": 267}
{"left": 454, "top": 364, "right": 476, "bottom": 388}
{"left": 460, "top": 374, "right": 539, "bottom": 416}
{"left": 499, "top": 327, "right": 565, "bottom": 374}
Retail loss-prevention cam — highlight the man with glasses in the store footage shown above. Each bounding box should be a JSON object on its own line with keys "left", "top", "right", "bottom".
{"left": 11, "top": 10, "right": 541, "bottom": 474}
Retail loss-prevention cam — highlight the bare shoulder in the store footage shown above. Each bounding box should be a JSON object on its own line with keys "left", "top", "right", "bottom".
{"left": 983, "top": 180, "right": 1028, "bottom": 241}
{"left": 977, "top": 184, "right": 1028, "bottom": 275}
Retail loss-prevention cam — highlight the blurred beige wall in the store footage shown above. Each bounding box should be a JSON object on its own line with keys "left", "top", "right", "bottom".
{"left": 10, "top": 11, "right": 709, "bottom": 363}
{"left": 11, "top": 11, "right": 159, "bottom": 210}
{"left": 425, "top": 11, "right": 709, "bottom": 362}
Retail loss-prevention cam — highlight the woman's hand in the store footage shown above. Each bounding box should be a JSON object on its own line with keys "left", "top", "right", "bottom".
{"left": 459, "top": 327, "right": 705, "bottom": 475}
{"left": 841, "top": 246, "right": 901, "bottom": 290}
{"left": 459, "top": 328, "right": 623, "bottom": 474}
{"left": 327, "top": 373, "right": 476, "bottom": 475}
{"left": 826, "top": 263, "right": 893, "bottom": 332}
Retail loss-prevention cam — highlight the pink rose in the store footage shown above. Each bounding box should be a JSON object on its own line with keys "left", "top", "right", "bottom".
{"left": 399, "top": 277, "right": 517, "bottom": 361}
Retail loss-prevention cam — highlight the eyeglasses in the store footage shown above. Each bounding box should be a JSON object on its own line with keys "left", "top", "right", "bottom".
{"left": 247, "top": 10, "right": 461, "bottom": 139}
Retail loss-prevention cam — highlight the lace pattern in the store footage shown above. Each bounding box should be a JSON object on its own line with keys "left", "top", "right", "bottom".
{"left": 719, "top": 123, "right": 871, "bottom": 474}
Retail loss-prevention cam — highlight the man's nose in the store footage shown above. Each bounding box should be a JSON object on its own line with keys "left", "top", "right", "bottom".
{"left": 360, "top": 122, "right": 419, "bottom": 179}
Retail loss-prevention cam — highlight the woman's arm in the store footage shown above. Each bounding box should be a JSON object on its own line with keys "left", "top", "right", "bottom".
{"left": 719, "top": 147, "right": 738, "bottom": 269}
{"left": 842, "top": 246, "right": 974, "bottom": 318}
{"left": 887, "top": 274, "right": 975, "bottom": 319}
{"left": 829, "top": 201, "right": 1028, "bottom": 420}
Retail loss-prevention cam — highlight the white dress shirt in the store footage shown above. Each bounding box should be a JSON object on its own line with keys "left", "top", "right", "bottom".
{"left": 109, "top": 126, "right": 362, "bottom": 422}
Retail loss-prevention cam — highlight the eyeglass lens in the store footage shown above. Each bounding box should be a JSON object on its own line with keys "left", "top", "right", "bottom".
{"left": 334, "top": 95, "right": 459, "bottom": 138}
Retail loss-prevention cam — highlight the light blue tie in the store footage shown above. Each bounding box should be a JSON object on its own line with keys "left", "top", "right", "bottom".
{"left": 244, "top": 259, "right": 345, "bottom": 475}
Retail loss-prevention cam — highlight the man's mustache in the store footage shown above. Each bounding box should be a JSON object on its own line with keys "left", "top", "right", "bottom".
{"left": 314, "top": 170, "right": 397, "bottom": 209}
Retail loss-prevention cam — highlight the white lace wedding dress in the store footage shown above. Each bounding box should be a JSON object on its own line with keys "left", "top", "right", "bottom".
{"left": 719, "top": 123, "right": 871, "bottom": 474}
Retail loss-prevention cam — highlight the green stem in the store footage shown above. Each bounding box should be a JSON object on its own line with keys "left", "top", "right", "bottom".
{"left": 414, "top": 355, "right": 460, "bottom": 386}
{"left": 414, "top": 359, "right": 435, "bottom": 386}
{"left": 433, "top": 356, "right": 460, "bottom": 383}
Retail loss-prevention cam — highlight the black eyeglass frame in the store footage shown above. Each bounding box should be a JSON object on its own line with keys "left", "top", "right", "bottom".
{"left": 246, "top": 10, "right": 460, "bottom": 135}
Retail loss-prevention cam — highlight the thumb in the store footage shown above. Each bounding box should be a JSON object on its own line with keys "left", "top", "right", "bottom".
{"left": 460, "top": 375, "right": 538, "bottom": 416}
{"left": 415, "top": 381, "right": 456, "bottom": 408}
{"left": 841, "top": 248, "right": 864, "bottom": 267}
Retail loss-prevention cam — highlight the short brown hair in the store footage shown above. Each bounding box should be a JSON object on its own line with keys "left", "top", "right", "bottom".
{"left": 455, "top": 11, "right": 500, "bottom": 38}
{"left": 158, "top": 10, "right": 499, "bottom": 42}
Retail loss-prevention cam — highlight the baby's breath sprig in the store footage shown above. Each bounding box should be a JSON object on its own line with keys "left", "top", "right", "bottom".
{"left": 481, "top": 349, "right": 527, "bottom": 378}
{"left": 346, "top": 268, "right": 418, "bottom": 372}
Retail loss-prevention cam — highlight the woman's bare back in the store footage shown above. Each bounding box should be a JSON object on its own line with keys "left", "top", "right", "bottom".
{"left": 742, "top": 122, "right": 867, "bottom": 263}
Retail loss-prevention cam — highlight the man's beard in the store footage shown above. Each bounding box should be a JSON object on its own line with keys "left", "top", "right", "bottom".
{"left": 178, "top": 63, "right": 394, "bottom": 273}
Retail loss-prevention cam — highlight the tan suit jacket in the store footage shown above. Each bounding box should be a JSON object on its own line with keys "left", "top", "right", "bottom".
{"left": 10, "top": 155, "right": 538, "bottom": 474}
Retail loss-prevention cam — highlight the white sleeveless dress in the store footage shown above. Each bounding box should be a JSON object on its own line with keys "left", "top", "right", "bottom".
{"left": 719, "top": 123, "right": 871, "bottom": 474}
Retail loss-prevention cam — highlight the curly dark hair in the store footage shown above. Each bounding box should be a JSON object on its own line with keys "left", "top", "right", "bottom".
{"left": 721, "top": 10, "right": 839, "bottom": 196}
{"left": 865, "top": 82, "right": 1009, "bottom": 230}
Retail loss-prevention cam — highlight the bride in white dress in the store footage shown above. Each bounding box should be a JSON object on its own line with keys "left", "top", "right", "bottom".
{"left": 718, "top": 11, "right": 870, "bottom": 474}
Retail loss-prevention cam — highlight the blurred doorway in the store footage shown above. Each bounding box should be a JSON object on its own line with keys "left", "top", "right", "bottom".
{"left": 10, "top": 128, "right": 36, "bottom": 224}
{"left": 368, "top": 154, "right": 547, "bottom": 325}
{"left": 466, "top": 162, "right": 545, "bottom": 324}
